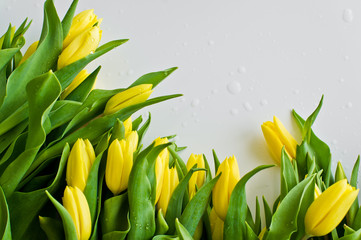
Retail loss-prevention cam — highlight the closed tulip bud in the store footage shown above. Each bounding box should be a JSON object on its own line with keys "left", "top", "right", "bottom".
{"left": 66, "top": 139, "right": 96, "bottom": 192}
{"left": 212, "top": 155, "right": 240, "bottom": 221}
{"left": 63, "top": 9, "right": 100, "bottom": 49}
{"left": 105, "top": 131, "right": 138, "bottom": 195}
{"left": 19, "top": 41, "right": 39, "bottom": 65}
{"left": 61, "top": 69, "right": 90, "bottom": 99}
{"left": 123, "top": 117, "right": 132, "bottom": 137}
{"left": 157, "top": 166, "right": 179, "bottom": 214}
{"left": 186, "top": 154, "right": 205, "bottom": 199}
{"left": 154, "top": 137, "right": 169, "bottom": 204}
{"left": 58, "top": 25, "right": 102, "bottom": 69}
{"left": 305, "top": 179, "right": 359, "bottom": 237}
{"left": 210, "top": 208, "right": 224, "bottom": 240}
{"left": 104, "top": 84, "right": 153, "bottom": 115}
{"left": 63, "top": 186, "right": 92, "bottom": 240}
{"left": 261, "top": 116, "right": 298, "bottom": 164}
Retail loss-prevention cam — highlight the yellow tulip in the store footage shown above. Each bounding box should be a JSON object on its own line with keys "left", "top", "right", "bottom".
{"left": 63, "top": 186, "right": 92, "bottom": 240}
{"left": 154, "top": 137, "right": 169, "bottom": 204}
{"left": 210, "top": 208, "right": 224, "bottom": 240}
{"left": 19, "top": 41, "right": 39, "bottom": 65}
{"left": 157, "top": 166, "right": 178, "bottom": 214}
{"left": 105, "top": 131, "right": 138, "bottom": 195}
{"left": 104, "top": 84, "right": 153, "bottom": 115}
{"left": 212, "top": 155, "right": 240, "bottom": 221}
{"left": 60, "top": 69, "right": 90, "bottom": 99}
{"left": 186, "top": 154, "right": 205, "bottom": 199}
{"left": 63, "top": 9, "right": 100, "bottom": 49}
{"left": 305, "top": 179, "right": 359, "bottom": 237}
{"left": 123, "top": 117, "right": 132, "bottom": 137}
{"left": 261, "top": 116, "right": 297, "bottom": 164}
{"left": 58, "top": 25, "right": 102, "bottom": 69}
{"left": 66, "top": 139, "right": 96, "bottom": 192}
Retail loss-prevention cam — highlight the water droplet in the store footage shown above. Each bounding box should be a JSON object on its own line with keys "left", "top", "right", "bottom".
{"left": 91, "top": 38, "right": 95, "bottom": 42}
{"left": 89, "top": 51, "right": 94, "bottom": 54}
{"left": 243, "top": 102, "right": 253, "bottom": 111}
{"left": 344, "top": 55, "right": 350, "bottom": 61}
{"left": 318, "top": 47, "right": 323, "bottom": 52}
{"left": 191, "top": 99, "right": 200, "bottom": 107}
{"left": 332, "top": 139, "right": 338, "bottom": 145}
{"left": 227, "top": 81, "right": 242, "bottom": 95}
{"left": 339, "top": 78, "right": 345, "bottom": 83}
{"left": 343, "top": 9, "right": 354, "bottom": 23}
{"left": 172, "top": 107, "right": 178, "bottom": 112}
{"left": 180, "top": 97, "right": 186, "bottom": 103}
{"left": 230, "top": 108, "right": 239, "bottom": 116}
{"left": 260, "top": 99, "right": 268, "bottom": 106}
{"left": 195, "top": 118, "right": 200, "bottom": 123}
{"left": 208, "top": 40, "right": 215, "bottom": 45}
{"left": 175, "top": 52, "right": 180, "bottom": 56}
{"left": 346, "top": 102, "right": 353, "bottom": 108}
{"left": 183, "top": 42, "right": 188, "bottom": 47}
{"left": 229, "top": 71, "right": 235, "bottom": 76}
{"left": 192, "top": 112, "right": 197, "bottom": 117}
{"left": 181, "top": 121, "right": 188, "bottom": 128}
{"left": 127, "top": 69, "right": 134, "bottom": 75}
{"left": 106, "top": 72, "right": 112, "bottom": 77}
{"left": 238, "top": 66, "right": 247, "bottom": 74}
{"left": 249, "top": 86, "right": 254, "bottom": 91}
{"left": 302, "top": 52, "right": 307, "bottom": 56}
{"left": 293, "top": 89, "right": 300, "bottom": 95}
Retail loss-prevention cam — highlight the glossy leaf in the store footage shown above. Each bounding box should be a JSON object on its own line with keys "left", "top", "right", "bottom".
{"left": 129, "top": 67, "right": 177, "bottom": 88}
{"left": 0, "top": 186, "right": 11, "bottom": 240}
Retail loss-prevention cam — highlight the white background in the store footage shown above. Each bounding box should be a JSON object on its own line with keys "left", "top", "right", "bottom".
{"left": 1, "top": 0, "right": 361, "bottom": 208}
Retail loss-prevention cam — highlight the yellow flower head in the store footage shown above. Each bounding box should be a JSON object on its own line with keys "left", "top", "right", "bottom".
{"left": 104, "top": 84, "right": 153, "bottom": 115}
{"left": 154, "top": 137, "right": 169, "bottom": 205}
{"left": 63, "top": 9, "right": 101, "bottom": 49}
{"left": 58, "top": 25, "right": 102, "bottom": 69}
{"left": 157, "top": 166, "right": 179, "bottom": 214}
{"left": 123, "top": 117, "right": 133, "bottom": 137}
{"left": 305, "top": 179, "right": 359, "bottom": 236}
{"left": 261, "top": 116, "right": 297, "bottom": 164}
{"left": 212, "top": 155, "right": 240, "bottom": 220}
{"left": 105, "top": 131, "right": 138, "bottom": 195}
{"left": 63, "top": 186, "right": 92, "bottom": 240}
{"left": 66, "top": 139, "right": 96, "bottom": 191}
{"left": 186, "top": 153, "right": 205, "bottom": 199}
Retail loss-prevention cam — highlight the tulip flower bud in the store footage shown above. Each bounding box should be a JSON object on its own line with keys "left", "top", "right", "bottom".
{"left": 186, "top": 154, "right": 205, "bottom": 199}
{"left": 210, "top": 208, "right": 224, "bottom": 240}
{"left": 157, "top": 166, "right": 178, "bottom": 214}
{"left": 154, "top": 137, "right": 169, "bottom": 205}
{"left": 212, "top": 155, "right": 240, "bottom": 220}
{"left": 19, "top": 41, "right": 39, "bottom": 65}
{"left": 104, "top": 84, "right": 153, "bottom": 115}
{"left": 63, "top": 186, "right": 92, "bottom": 240}
{"left": 58, "top": 25, "right": 102, "bottom": 69}
{"left": 261, "top": 116, "right": 298, "bottom": 164}
{"left": 63, "top": 9, "right": 100, "bottom": 49}
{"left": 66, "top": 139, "right": 96, "bottom": 192}
{"left": 105, "top": 131, "right": 138, "bottom": 195}
{"left": 123, "top": 117, "right": 132, "bottom": 137}
{"left": 60, "top": 69, "right": 90, "bottom": 99}
{"left": 305, "top": 179, "right": 359, "bottom": 236}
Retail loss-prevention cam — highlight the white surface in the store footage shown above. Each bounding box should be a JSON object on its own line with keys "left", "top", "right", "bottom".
{"left": 2, "top": 0, "right": 361, "bottom": 206}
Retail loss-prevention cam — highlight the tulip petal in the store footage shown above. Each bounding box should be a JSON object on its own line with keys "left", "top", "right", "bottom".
{"left": 273, "top": 116, "right": 297, "bottom": 159}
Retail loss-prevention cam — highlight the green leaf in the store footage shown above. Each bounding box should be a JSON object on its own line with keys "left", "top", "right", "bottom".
{"left": 0, "top": 186, "right": 11, "bottom": 240}
{"left": 129, "top": 67, "right": 177, "bottom": 88}
{"left": 262, "top": 196, "right": 272, "bottom": 228}
{"left": 48, "top": 100, "right": 82, "bottom": 130}
{"left": 0, "top": 48, "right": 19, "bottom": 71}
{"left": 65, "top": 66, "right": 100, "bottom": 102}
{"left": 39, "top": 216, "right": 64, "bottom": 240}
{"left": 265, "top": 175, "right": 315, "bottom": 240}
{"left": 280, "top": 147, "right": 298, "bottom": 201}
{"left": 179, "top": 174, "right": 220, "bottom": 236}
{"left": 302, "top": 95, "right": 324, "bottom": 141}
{"left": 0, "top": 0, "right": 62, "bottom": 123}
{"left": 168, "top": 146, "right": 188, "bottom": 177}
{"left": 8, "top": 144, "right": 69, "bottom": 240}
{"left": 245, "top": 221, "right": 259, "bottom": 240}
{"left": 348, "top": 156, "right": 360, "bottom": 228}
{"left": 55, "top": 40, "right": 128, "bottom": 90}
{"left": 61, "top": 0, "right": 79, "bottom": 39}
{"left": 101, "top": 193, "right": 130, "bottom": 238}
{"left": 109, "top": 119, "right": 125, "bottom": 144}
{"left": 175, "top": 219, "right": 193, "bottom": 240}
{"left": 212, "top": 149, "right": 220, "bottom": 173}
{"left": 224, "top": 165, "right": 273, "bottom": 240}
{"left": 165, "top": 165, "right": 203, "bottom": 234}
{"left": 335, "top": 161, "right": 347, "bottom": 182}
{"left": 339, "top": 229, "right": 361, "bottom": 240}
{"left": 45, "top": 191, "right": 78, "bottom": 240}
{"left": 156, "top": 209, "right": 169, "bottom": 235}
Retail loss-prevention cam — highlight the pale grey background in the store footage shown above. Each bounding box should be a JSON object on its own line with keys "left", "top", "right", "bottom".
{"left": 1, "top": 0, "right": 361, "bottom": 207}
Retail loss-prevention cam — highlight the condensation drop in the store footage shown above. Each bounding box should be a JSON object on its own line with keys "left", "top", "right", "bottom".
{"left": 181, "top": 121, "right": 188, "bottom": 128}
{"left": 332, "top": 139, "right": 338, "bottom": 145}
{"left": 127, "top": 69, "right": 134, "bottom": 75}
{"left": 211, "top": 89, "right": 219, "bottom": 94}
{"left": 208, "top": 40, "right": 215, "bottom": 46}
{"left": 227, "top": 81, "right": 242, "bottom": 95}
{"left": 260, "top": 99, "right": 268, "bottom": 106}
{"left": 172, "top": 107, "right": 178, "bottom": 112}
{"left": 191, "top": 99, "right": 200, "bottom": 107}
{"left": 243, "top": 102, "right": 253, "bottom": 111}
{"left": 346, "top": 102, "right": 353, "bottom": 108}
{"left": 343, "top": 9, "right": 354, "bottom": 23}
{"left": 339, "top": 78, "right": 345, "bottom": 83}
{"left": 229, "top": 71, "right": 235, "bottom": 76}
{"left": 238, "top": 66, "right": 247, "bottom": 73}
{"left": 293, "top": 89, "right": 300, "bottom": 95}
{"left": 344, "top": 55, "right": 350, "bottom": 61}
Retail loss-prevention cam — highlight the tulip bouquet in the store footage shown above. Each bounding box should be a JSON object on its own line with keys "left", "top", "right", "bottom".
{"left": 1, "top": 1, "right": 361, "bottom": 240}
